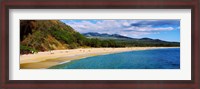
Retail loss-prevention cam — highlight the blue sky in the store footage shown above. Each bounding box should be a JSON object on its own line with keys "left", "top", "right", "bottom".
{"left": 60, "top": 20, "right": 180, "bottom": 42}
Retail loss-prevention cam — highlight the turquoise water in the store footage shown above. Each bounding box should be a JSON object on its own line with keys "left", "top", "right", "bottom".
{"left": 49, "top": 48, "right": 180, "bottom": 69}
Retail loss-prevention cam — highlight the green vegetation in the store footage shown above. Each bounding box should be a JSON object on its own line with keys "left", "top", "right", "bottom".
{"left": 20, "top": 20, "right": 179, "bottom": 54}
{"left": 111, "top": 39, "right": 179, "bottom": 47}
{"left": 20, "top": 20, "right": 90, "bottom": 54}
{"left": 20, "top": 45, "right": 38, "bottom": 54}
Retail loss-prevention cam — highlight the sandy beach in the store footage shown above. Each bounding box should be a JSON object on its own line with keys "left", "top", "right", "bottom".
{"left": 20, "top": 47, "right": 178, "bottom": 69}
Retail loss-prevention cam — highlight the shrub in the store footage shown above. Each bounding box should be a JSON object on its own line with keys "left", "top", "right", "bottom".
{"left": 20, "top": 45, "right": 38, "bottom": 54}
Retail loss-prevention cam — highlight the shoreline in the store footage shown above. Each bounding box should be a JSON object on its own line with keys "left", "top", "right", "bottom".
{"left": 20, "top": 47, "right": 179, "bottom": 69}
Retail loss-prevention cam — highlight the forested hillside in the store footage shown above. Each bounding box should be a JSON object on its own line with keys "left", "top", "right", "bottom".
{"left": 20, "top": 20, "right": 88, "bottom": 54}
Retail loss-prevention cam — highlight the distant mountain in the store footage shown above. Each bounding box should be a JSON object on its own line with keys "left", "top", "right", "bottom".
{"left": 82, "top": 32, "right": 180, "bottom": 46}
{"left": 83, "top": 32, "right": 134, "bottom": 40}
{"left": 83, "top": 32, "right": 167, "bottom": 42}
{"left": 138, "top": 38, "right": 167, "bottom": 42}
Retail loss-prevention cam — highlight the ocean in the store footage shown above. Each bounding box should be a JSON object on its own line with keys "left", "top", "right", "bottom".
{"left": 49, "top": 48, "right": 180, "bottom": 69}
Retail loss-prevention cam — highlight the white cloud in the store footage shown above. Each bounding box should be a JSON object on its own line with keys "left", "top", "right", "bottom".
{"left": 62, "top": 20, "right": 178, "bottom": 37}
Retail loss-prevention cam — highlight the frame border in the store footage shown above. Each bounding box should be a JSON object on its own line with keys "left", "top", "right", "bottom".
{"left": 1, "top": 0, "right": 199, "bottom": 89}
